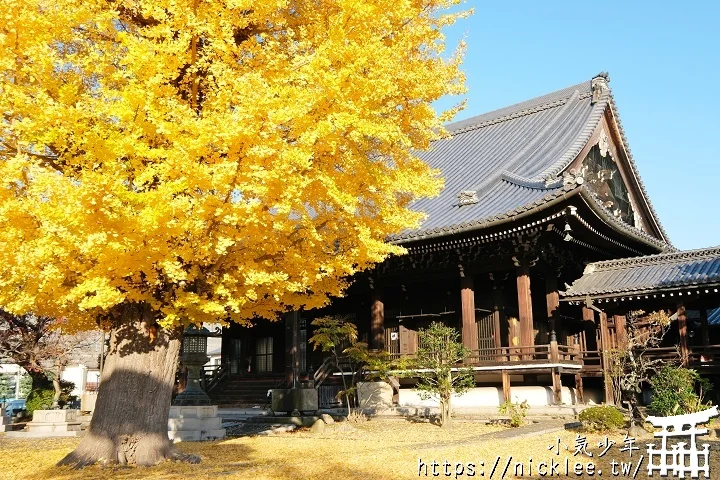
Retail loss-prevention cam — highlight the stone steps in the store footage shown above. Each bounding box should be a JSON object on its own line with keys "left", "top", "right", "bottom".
{"left": 209, "top": 375, "right": 286, "bottom": 406}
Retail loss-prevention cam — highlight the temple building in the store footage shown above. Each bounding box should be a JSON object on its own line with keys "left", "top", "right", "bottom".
{"left": 210, "top": 73, "right": 720, "bottom": 408}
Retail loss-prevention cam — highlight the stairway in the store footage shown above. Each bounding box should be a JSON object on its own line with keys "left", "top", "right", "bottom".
{"left": 209, "top": 374, "right": 287, "bottom": 407}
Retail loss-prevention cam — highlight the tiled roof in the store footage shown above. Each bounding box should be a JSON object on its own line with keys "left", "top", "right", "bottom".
{"left": 562, "top": 247, "right": 720, "bottom": 299}
{"left": 390, "top": 73, "right": 668, "bottom": 248}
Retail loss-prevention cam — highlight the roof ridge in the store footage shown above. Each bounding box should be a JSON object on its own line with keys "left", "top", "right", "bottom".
{"left": 586, "top": 246, "right": 720, "bottom": 272}
{"left": 445, "top": 82, "right": 593, "bottom": 136}
{"left": 534, "top": 88, "right": 609, "bottom": 180}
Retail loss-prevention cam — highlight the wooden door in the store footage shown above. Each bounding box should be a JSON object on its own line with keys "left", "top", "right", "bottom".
{"left": 476, "top": 313, "right": 495, "bottom": 360}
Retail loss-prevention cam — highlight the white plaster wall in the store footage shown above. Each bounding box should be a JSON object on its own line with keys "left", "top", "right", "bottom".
{"left": 86, "top": 370, "right": 100, "bottom": 385}
{"left": 0, "top": 364, "right": 25, "bottom": 375}
{"left": 61, "top": 366, "right": 87, "bottom": 396}
{"left": 398, "top": 386, "right": 603, "bottom": 408}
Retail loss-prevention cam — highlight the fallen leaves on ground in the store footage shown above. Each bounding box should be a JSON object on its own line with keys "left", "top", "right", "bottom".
{"left": 3, "top": 421, "right": 716, "bottom": 479}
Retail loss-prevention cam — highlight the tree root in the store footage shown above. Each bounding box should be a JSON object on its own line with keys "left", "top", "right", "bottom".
{"left": 57, "top": 435, "right": 201, "bottom": 468}
{"left": 170, "top": 451, "right": 202, "bottom": 464}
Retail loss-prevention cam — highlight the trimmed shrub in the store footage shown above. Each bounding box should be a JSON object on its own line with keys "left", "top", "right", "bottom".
{"left": 499, "top": 400, "right": 529, "bottom": 428}
{"left": 25, "top": 388, "right": 55, "bottom": 415}
{"left": 650, "top": 365, "right": 711, "bottom": 416}
{"left": 579, "top": 406, "right": 625, "bottom": 432}
{"left": 25, "top": 380, "right": 76, "bottom": 415}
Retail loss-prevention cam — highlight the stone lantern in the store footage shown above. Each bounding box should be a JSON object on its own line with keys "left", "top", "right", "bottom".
{"left": 173, "top": 325, "right": 212, "bottom": 406}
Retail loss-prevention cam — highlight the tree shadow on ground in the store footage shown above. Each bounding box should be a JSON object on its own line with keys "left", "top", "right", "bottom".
{"left": 31, "top": 443, "right": 255, "bottom": 480}
{"left": 34, "top": 441, "right": 396, "bottom": 480}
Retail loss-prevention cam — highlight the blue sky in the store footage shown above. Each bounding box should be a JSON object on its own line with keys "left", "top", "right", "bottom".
{"left": 434, "top": 1, "right": 719, "bottom": 251}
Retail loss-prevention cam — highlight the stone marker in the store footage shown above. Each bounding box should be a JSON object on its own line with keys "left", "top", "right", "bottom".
{"left": 310, "top": 419, "right": 325, "bottom": 434}
{"left": 320, "top": 413, "right": 334, "bottom": 425}
{"left": 6, "top": 409, "right": 84, "bottom": 438}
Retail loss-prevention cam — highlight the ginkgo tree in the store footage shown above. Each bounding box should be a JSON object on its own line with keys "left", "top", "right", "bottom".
{"left": 1, "top": 0, "right": 469, "bottom": 467}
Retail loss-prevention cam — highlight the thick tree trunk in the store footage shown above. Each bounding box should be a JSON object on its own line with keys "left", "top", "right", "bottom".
{"left": 58, "top": 313, "right": 196, "bottom": 467}
{"left": 51, "top": 362, "right": 61, "bottom": 408}
{"left": 440, "top": 395, "right": 451, "bottom": 429}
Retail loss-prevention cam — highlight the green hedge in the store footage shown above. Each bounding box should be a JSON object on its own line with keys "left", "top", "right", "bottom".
{"left": 650, "top": 365, "right": 711, "bottom": 416}
{"left": 25, "top": 380, "right": 76, "bottom": 416}
{"left": 579, "top": 406, "right": 625, "bottom": 432}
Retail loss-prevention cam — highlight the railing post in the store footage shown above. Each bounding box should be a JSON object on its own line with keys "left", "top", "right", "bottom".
{"left": 599, "top": 311, "right": 615, "bottom": 404}
{"left": 677, "top": 306, "right": 690, "bottom": 366}
{"left": 575, "top": 373, "right": 584, "bottom": 404}
{"left": 501, "top": 370, "right": 511, "bottom": 403}
{"left": 550, "top": 341, "right": 560, "bottom": 363}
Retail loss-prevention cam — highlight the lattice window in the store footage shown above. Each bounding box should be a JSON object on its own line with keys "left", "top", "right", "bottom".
{"left": 255, "top": 337, "right": 274, "bottom": 373}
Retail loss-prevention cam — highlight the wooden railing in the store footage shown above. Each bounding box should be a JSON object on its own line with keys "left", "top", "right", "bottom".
{"left": 202, "top": 364, "right": 228, "bottom": 393}
{"left": 387, "top": 344, "right": 582, "bottom": 367}
{"left": 313, "top": 356, "right": 336, "bottom": 388}
{"left": 688, "top": 345, "right": 720, "bottom": 365}
{"left": 579, "top": 344, "right": 720, "bottom": 373}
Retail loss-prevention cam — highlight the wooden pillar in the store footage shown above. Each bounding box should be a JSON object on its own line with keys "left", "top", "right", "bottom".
{"left": 370, "top": 289, "right": 385, "bottom": 351}
{"left": 581, "top": 306, "right": 595, "bottom": 352}
{"left": 492, "top": 284, "right": 505, "bottom": 361}
{"left": 460, "top": 275, "right": 479, "bottom": 354}
{"left": 285, "top": 311, "right": 301, "bottom": 386}
{"left": 501, "top": 370, "right": 511, "bottom": 403}
{"left": 546, "top": 272, "right": 561, "bottom": 408}
{"left": 599, "top": 311, "right": 614, "bottom": 404}
{"left": 614, "top": 315, "right": 627, "bottom": 349}
{"left": 677, "top": 305, "right": 689, "bottom": 366}
{"left": 516, "top": 265, "right": 534, "bottom": 359}
{"left": 545, "top": 275, "right": 560, "bottom": 342}
{"left": 552, "top": 369, "right": 563, "bottom": 405}
{"left": 575, "top": 373, "right": 585, "bottom": 404}
{"left": 700, "top": 308, "right": 710, "bottom": 347}
{"left": 550, "top": 340, "right": 562, "bottom": 405}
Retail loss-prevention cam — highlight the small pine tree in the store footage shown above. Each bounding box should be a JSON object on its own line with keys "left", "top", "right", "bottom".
{"left": 414, "top": 322, "right": 474, "bottom": 428}
{"left": 0, "top": 375, "right": 13, "bottom": 399}
{"left": 19, "top": 375, "right": 32, "bottom": 399}
{"left": 308, "top": 316, "right": 366, "bottom": 416}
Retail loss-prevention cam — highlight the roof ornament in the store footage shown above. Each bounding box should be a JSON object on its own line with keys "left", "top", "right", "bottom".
{"left": 591, "top": 72, "right": 610, "bottom": 105}
{"left": 598, "top": 129, "right": 610, "bottom": 157}
{"left": 457, "top": 190, "right": 479, "bottom": 206}
{"left": 563, "top": 167, "right": 585, "bottom": 186}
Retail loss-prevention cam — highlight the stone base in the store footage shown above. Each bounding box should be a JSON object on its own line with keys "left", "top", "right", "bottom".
{"left": 168, "top": 429, "right": 226, "bottom": 442}
{"left": 245, "top": 415, "right": 320, "bottom": 427}
{"left": 168, "top": 405, "right": 226, "bottom": 442}
{"left": 27, "top": 422, "right": 81, "bottom": 432}
{"left": 5, "top": 430, "right": 85, "bottom": 438}
{"left": 26, "top": 410, "right": 82, "bottom": 434}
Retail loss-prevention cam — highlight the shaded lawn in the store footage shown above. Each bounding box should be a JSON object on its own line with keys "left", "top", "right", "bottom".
{"left": 2, "top": 420, "right": 718, "bottom": 479}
